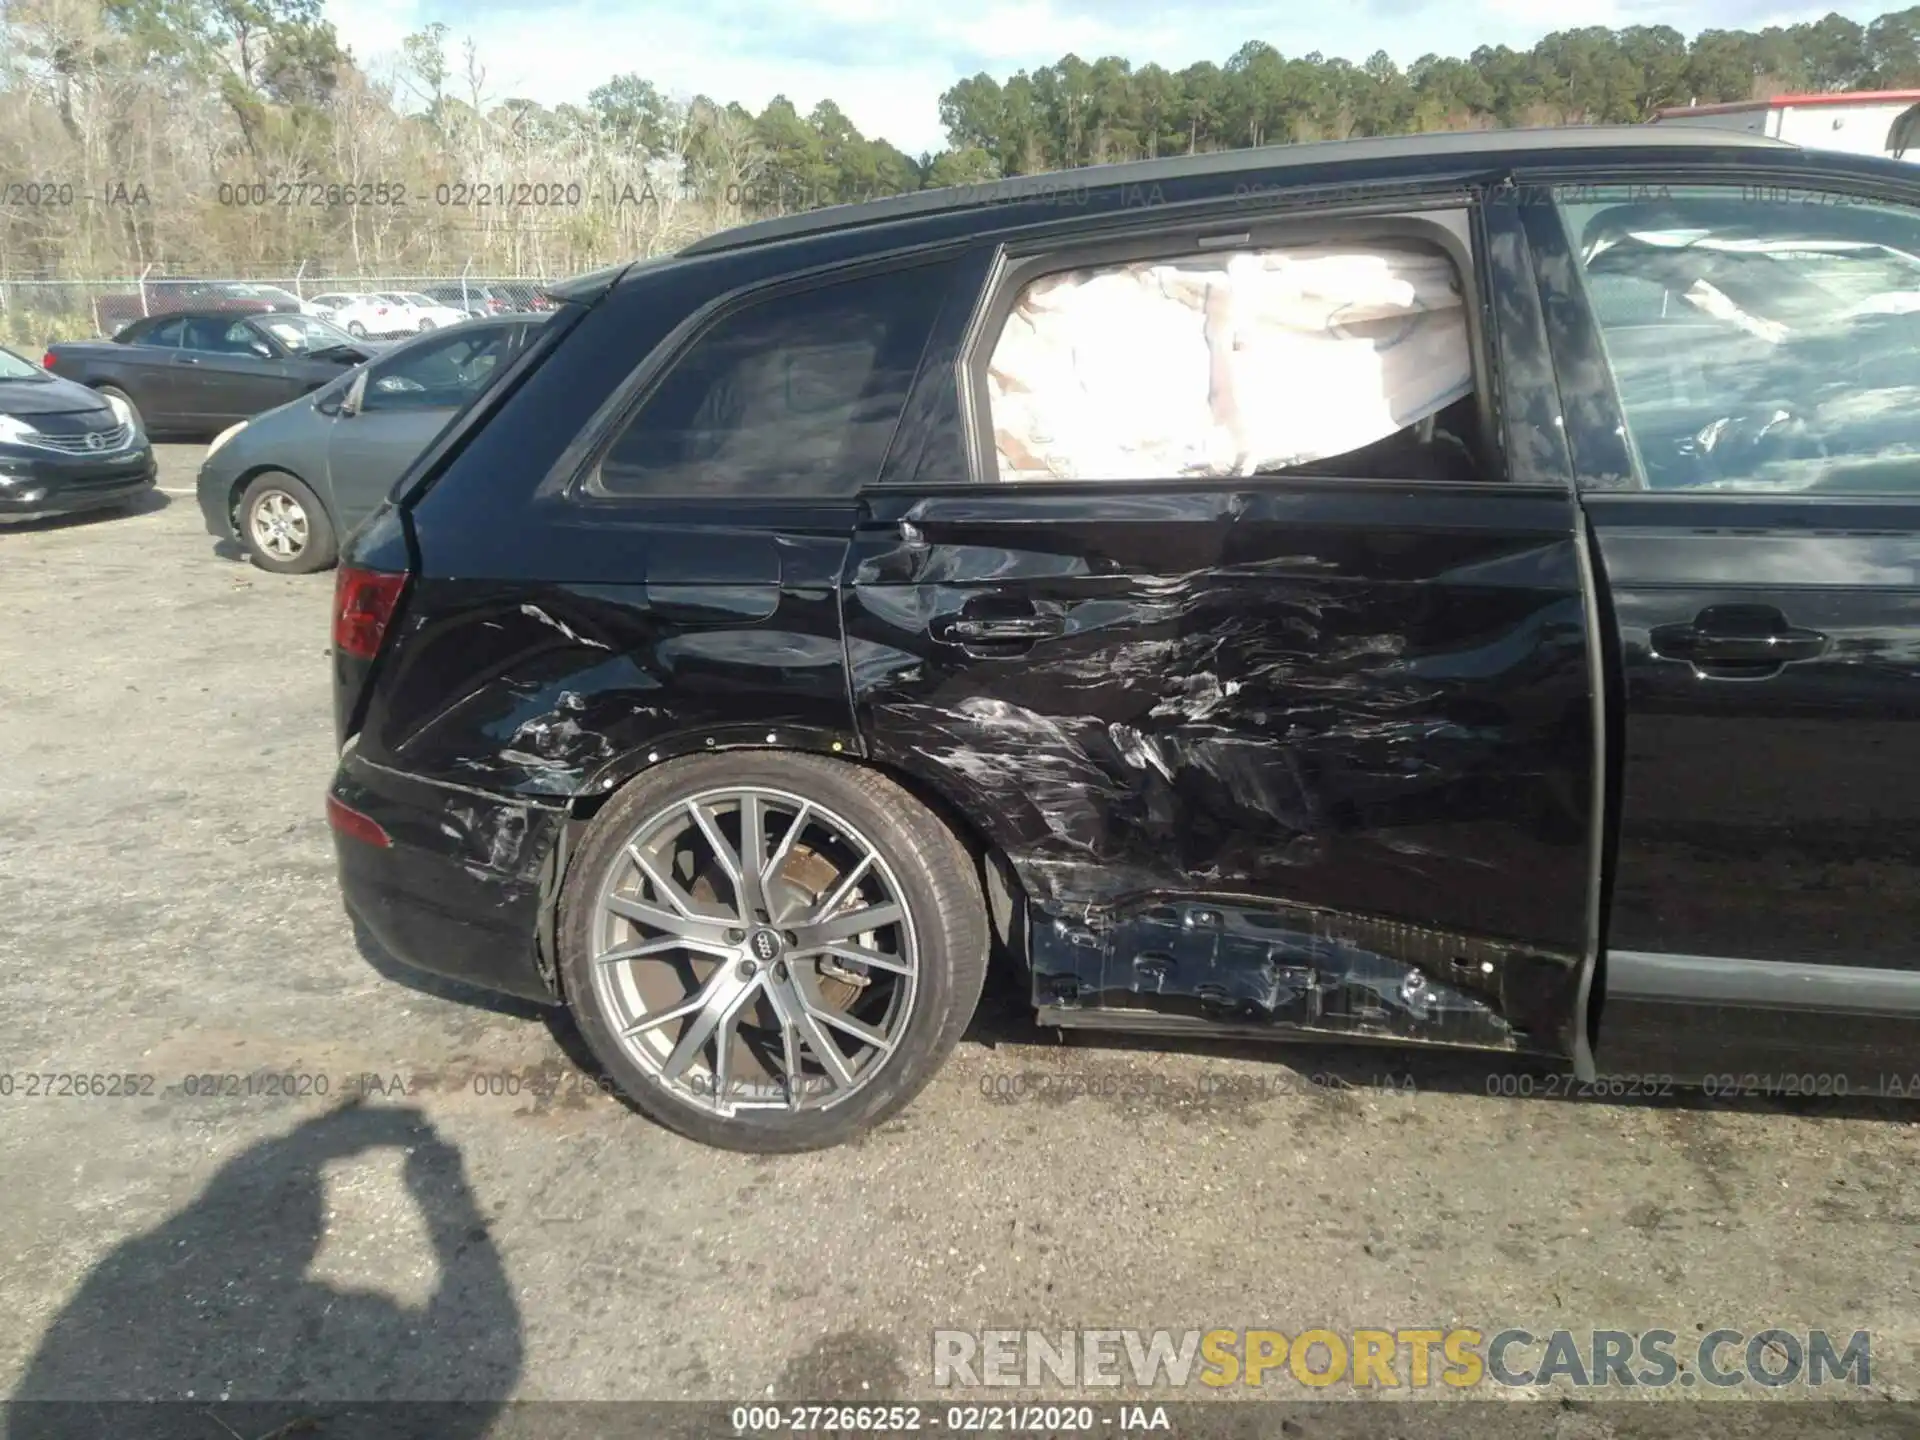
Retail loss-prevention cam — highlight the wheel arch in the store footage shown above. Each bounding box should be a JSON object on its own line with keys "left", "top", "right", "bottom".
{"left": 228, "top": 463, "right": 320, "bottom": 532}
{"left": 564, "top": 724, "right": 863, "bottom": 827}
{"left": 545, "top": 736, "right": 996, "bottom": 1149}
{"left": 550, "top": 730, "right": 1029, "bottom": 987}
{"left": 88, "top": 377, "right": 141, "bottom": 406}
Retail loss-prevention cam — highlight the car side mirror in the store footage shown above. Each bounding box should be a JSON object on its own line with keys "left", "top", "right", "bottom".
{"left": 340, "top": 369, "right": 369, "bottom": 418}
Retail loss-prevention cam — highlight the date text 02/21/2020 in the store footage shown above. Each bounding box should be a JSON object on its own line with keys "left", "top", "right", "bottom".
{"left": 208, "top": 180, "right": 657, "bottom": 208}
{"left": 728, "top": 1405, "right": 1172, "bottom": 1433}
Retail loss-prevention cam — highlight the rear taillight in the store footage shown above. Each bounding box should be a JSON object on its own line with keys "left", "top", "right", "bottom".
{"left": 326, "top": 793, "right": 392, "bottom": 848}
{"left": 41, "top": 351, "right": 54, "bottom": 369}
{"left": 333, "top": 565, "right": 408, "bottom": 661}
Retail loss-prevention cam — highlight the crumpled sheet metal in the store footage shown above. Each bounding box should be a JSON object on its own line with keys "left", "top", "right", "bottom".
{"left": 989, "top": 243, "right": 1473, "bottom": 482}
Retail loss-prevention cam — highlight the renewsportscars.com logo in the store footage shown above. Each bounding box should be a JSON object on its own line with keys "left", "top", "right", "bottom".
{"left": 931, "top": 1328, "right": 1872, "bottom": 1391}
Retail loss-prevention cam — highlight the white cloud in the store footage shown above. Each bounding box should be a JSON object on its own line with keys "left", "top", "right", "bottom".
{"left": 328, "top": 0, "right": 426, "bottom": 80}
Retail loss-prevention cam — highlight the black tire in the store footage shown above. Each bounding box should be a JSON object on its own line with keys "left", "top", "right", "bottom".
{"left": 237, "top": 470, "right": 337, "bottom": 575}
{"left": 95, "top": 384, "right": 143, "bottom": 437}
{"left": 347, "top": 321, "right": 367, "bottom": 338}
{"left": 418, "top": 317, "right": 436, "bottom": 332}
{"left": 558, "top": 752, "right": 989, "bottom": 1152}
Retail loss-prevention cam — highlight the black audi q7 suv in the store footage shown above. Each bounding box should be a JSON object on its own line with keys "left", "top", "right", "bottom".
{"left": 331, "top": 124, "right": 1920, "bottom": 1151}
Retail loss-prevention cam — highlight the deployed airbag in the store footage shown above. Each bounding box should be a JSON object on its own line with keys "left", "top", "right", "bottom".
{"left": 988, "top": 243, "right": 1473, "bottom": 482}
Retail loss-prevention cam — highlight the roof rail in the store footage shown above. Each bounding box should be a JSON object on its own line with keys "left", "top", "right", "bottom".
{"left": 678, "top": 124, "right": 1795, "bottom": 258}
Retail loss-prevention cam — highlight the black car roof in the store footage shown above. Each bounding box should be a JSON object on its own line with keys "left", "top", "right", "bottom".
{"left": 678, "top": 124, "right": 1795, "bottom": 258}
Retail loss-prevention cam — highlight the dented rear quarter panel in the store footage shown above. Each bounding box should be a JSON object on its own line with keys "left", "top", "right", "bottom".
{"left": 346, "top": 248, "right": 876, "bottom": 936}
{"left": 360, "top": 525, "right": 860, "bottom": 801}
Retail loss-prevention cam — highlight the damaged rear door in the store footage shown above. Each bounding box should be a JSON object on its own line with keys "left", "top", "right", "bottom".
{"left": 848, "top": 193, "right": 1602, "bottom": 1061}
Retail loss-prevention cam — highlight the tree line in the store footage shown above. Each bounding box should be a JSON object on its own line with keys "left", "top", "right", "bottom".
{"left": 3, "top": 0, "right": 1920, "bottom": 295}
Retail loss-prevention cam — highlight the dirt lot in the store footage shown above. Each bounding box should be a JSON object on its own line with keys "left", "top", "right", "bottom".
{"left": 4, "top": 444, "right": 1920, "bottom": 1416}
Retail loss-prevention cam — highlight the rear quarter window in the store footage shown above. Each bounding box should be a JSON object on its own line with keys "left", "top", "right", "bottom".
{"left": 132, "top": 318, "right": 187, "bottom": 348}
{"left": 588, "top": 258, "right": 957, "bottom": 500}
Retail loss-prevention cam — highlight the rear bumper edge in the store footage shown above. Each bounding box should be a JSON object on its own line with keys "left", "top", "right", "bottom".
{"left": 330, "top": 752, "right": 567, "bottom": 1005}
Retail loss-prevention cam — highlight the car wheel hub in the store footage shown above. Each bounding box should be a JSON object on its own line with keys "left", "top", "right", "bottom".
{"left": 588, "top": 786, "right": 917, "bottom": 1118}
{"left": 249, "top": 491, "right": 308, "bottom": 558}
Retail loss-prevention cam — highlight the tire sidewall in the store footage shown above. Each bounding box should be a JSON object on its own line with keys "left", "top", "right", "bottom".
{"left": 239, "top": 472, "right": 336, "bottom": 575}
{"left": 558, "top": 753, "right": 983, "bottom": 1152}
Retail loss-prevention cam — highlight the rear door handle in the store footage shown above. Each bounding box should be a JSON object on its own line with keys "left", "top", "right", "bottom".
{"left": 939, "top": 615, "right": 1065, "bottom": 643}
{"left": 929, "top": 607, "right": 1066, "bottom": 656}
{"left": 1650, "top": 605, "right": 1828, "bottom": 671}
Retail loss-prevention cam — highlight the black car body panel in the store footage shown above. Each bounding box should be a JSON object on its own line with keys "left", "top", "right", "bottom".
{"left": 327, "top": 129, "right": 1920, "bottom": 1094}
{"left": 0, "top": 351, "right": 155, "bottom": 520}
{"left": 1508, "top": 156, "right": 1920, "bottom": 1086}
{"left": 848, "top": 482, "right": 1595, "bottom": 1056}
{"left": 47, "top": 312, "right": 380, "bottom": 438}
{"left": 332, "top": 745, "right": 566, "bottom": 1002}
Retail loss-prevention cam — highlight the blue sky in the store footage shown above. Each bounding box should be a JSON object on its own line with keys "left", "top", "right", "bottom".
{"left": 324, "top": 0, "right": 1900, "bottom": 158}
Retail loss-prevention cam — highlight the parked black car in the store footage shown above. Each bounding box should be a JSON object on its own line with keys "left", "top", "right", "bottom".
{"left": 46, "top": 311, "right": 384, "bottom": 439}
{"left": 196, "top": 314, "right": 546, "bottom": 573}
{"left": 0, "top": 344, "right": 155, "bottom": 522}
{"left": 327, "top": 124, "right": 1920, "bottom": 1153}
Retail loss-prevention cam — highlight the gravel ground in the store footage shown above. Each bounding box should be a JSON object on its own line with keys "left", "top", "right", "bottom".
{"left": 3, "top": 445, "right": 1920, "bottom": 1422}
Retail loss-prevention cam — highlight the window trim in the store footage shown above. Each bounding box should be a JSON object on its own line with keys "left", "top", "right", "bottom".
{"left": 242, "top": 317, "right": 294, "bottom": 360}
{"left": 548, "top": 244, "right": 971, "bottom": 510}
{"left": 874, "top": 242, "right": 1003, "bottom": 488}
{"left": 954, "top": 201, "right": 1506, "bottom": 490}
{"left": 1519, "top": 160, "right": 1920, "bottom": 497}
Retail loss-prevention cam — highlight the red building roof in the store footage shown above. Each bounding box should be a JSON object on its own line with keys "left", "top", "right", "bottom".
{"left": 1656, "top": 90, "right": 1920, "bottom": 119}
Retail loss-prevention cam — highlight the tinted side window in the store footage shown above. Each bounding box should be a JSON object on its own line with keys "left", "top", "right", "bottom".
{"left": 363, "top": 328, "right": 513, "bottom": 412}
{"left": 593, "top": 260, "right": 953, "bottom": 499}
{"left": 135, "top": 318, "right": 186, "bottom": 348}
{"left": 1557, "top": 184, "right": 1920, "bottom": 494}
{"left": 182, "top": 317, "right": 258, "bottom": 354}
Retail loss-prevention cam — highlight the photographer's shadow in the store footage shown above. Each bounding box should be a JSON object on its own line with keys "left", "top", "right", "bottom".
{"left": 7, "top": 1101, "right": 521, "bottom": 1440}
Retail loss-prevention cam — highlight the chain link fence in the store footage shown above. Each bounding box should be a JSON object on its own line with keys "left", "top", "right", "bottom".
{"left": 0, "top": 273, "right": 562, "bottom": 348}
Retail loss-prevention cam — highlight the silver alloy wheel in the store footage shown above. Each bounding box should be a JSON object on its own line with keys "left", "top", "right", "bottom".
{"left": 589, "top": 785, "right": 919, "bottom": 1117}
{"left": 248, "top": 488, "right": 309, "bottom": 559}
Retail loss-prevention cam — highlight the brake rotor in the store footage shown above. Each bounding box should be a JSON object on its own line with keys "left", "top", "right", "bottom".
{"left": 686, "top": 844, "right": 866, "bottom": 1009}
